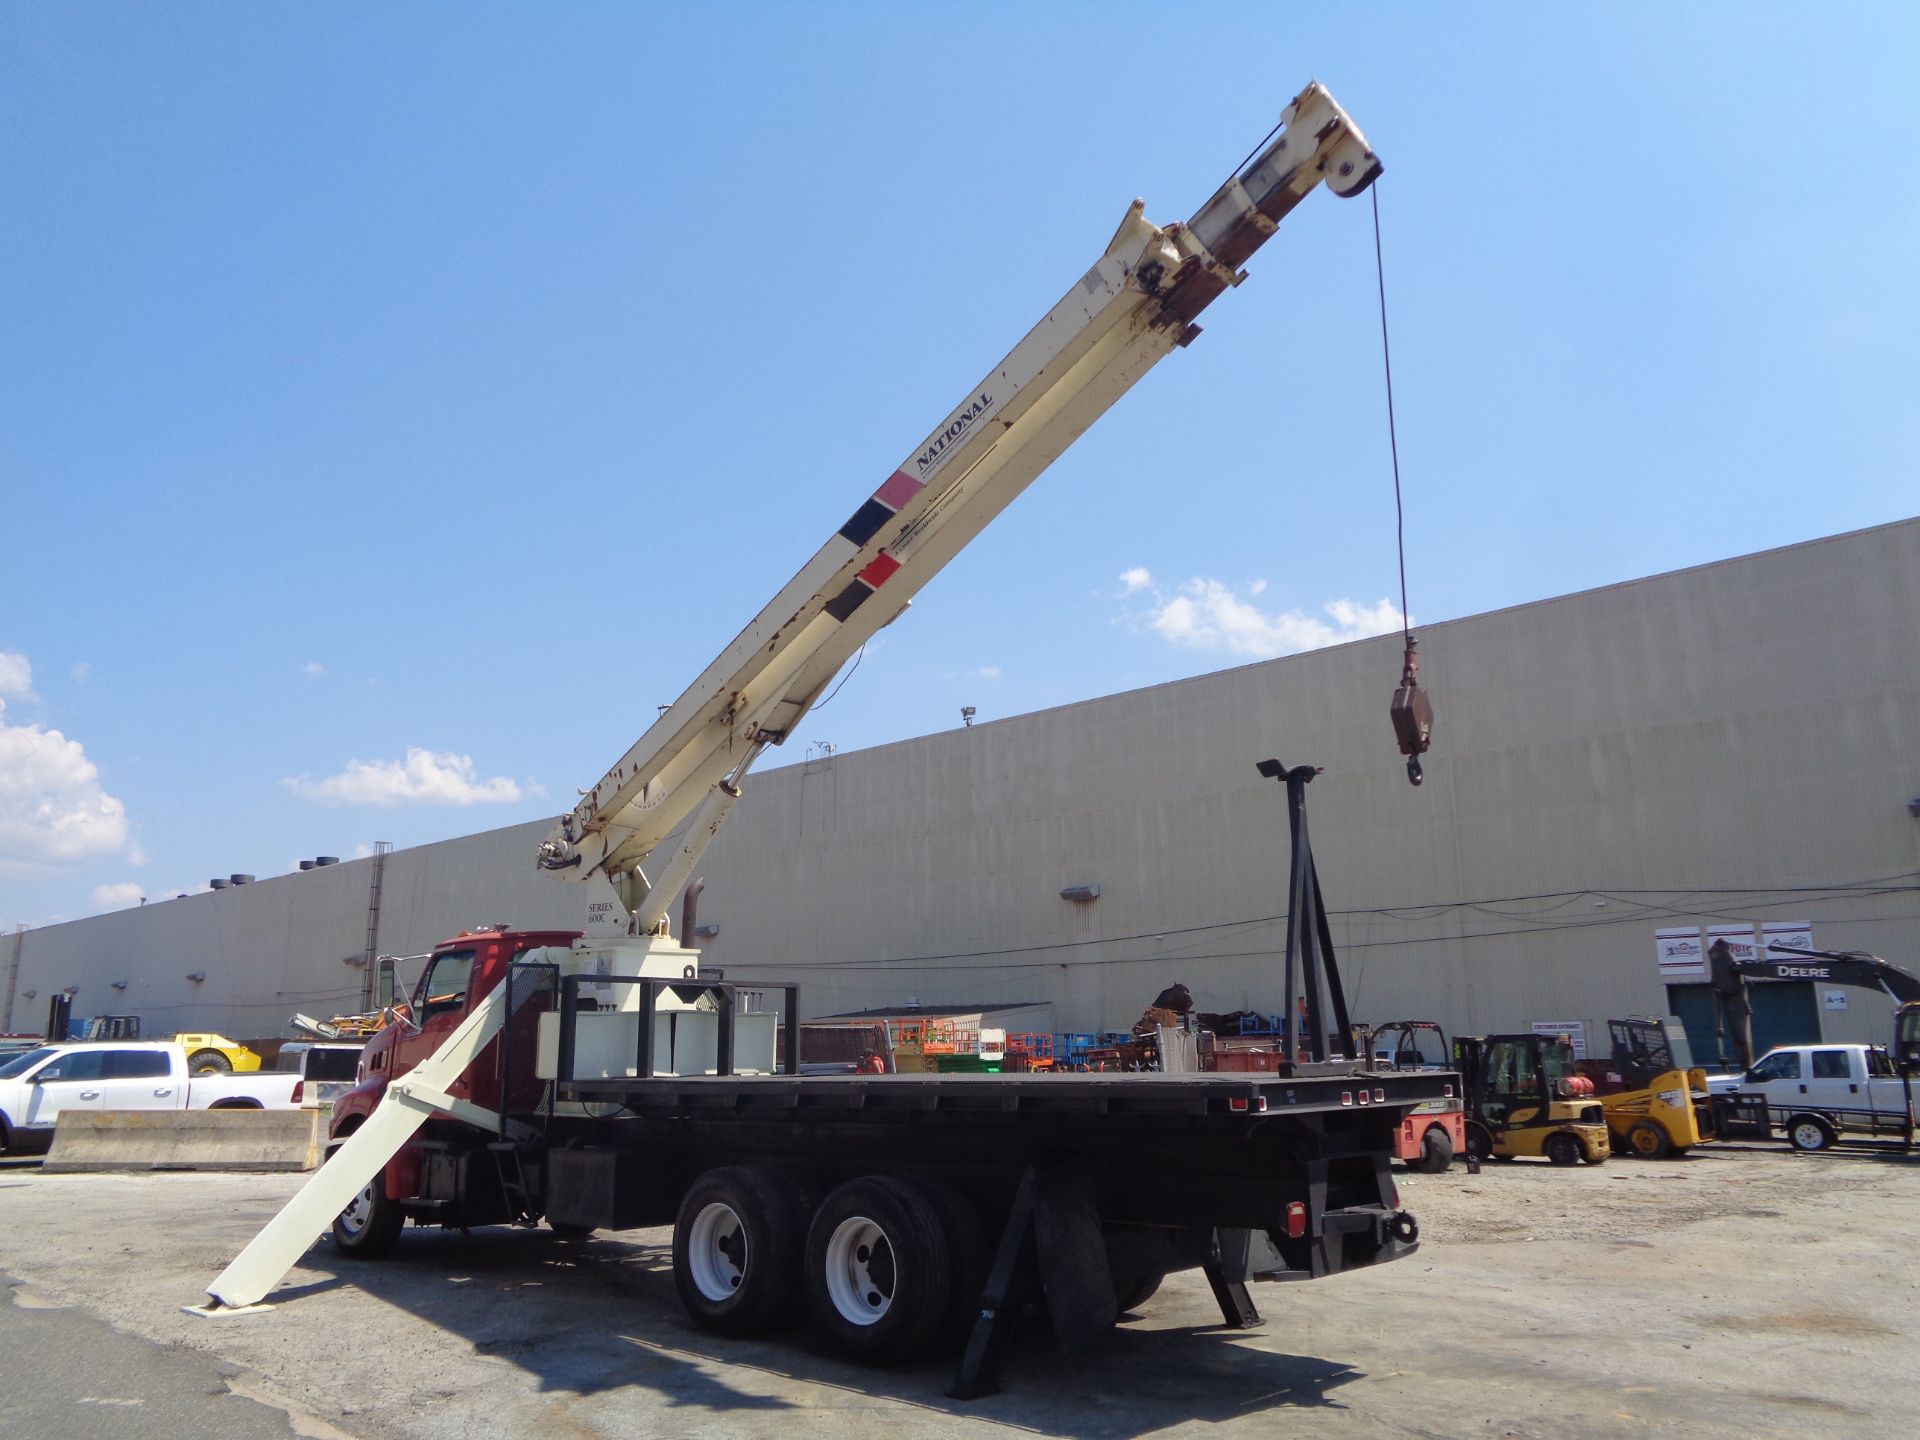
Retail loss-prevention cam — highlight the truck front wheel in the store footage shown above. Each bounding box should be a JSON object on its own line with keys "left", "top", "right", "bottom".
{"left": 804, "top": 1175, "right": 952, "bottom": 1364}
{"left": 332, "top": 1167, "right": 405, "bottom": 1257}
{"left": 673, "top": 1167, "right": 807, "bottom": 1336}
{"left": 188, "top": 1050, "right": 233, "bottom": 1075}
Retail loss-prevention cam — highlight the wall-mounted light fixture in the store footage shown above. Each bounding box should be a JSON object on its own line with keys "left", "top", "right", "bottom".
{"left": 341, "top": 954, "right": 368, "bottom": 968}
{"left": 61, "top": 985, "right": 78, "bottom": 997}
{"left": 109, "top": 980, "right": 129, "bottom": 991}
{"left": 960, "top": 706, "right": 977, "bottom": 727}
{"left": 186, "top": 972, "right": 207, "bottom": 983}
{"left": 21, "top": 990, "right": 34, "bottom": 1001}
{"left": 693, "top": 924, "right": 720, "bottom": 939}
{"left": 1059, "top": 883, "right": 1101, "bottom": 903}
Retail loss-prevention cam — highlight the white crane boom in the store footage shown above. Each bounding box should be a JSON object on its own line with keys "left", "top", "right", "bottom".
{"left": 539, "top": 80, "right": 1380, "bottom": 928}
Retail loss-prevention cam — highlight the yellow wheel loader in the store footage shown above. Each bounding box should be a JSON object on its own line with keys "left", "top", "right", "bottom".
{"left": 170, "top": 1032, "right": 265, "bottom": 1075}
{"left": 1580, "top": 1017, "right": 1713, "bottom": 1159}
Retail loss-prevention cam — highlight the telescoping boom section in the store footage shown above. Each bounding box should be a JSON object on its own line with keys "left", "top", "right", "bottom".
{"left": 198, "top": 86, "right": 1435, "bottom": 1398}
{"left": 537, "top": 81, "right": 1381, "bottom": 930}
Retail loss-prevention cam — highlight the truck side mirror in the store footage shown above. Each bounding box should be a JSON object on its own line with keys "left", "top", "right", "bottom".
{"left": 375, "top": 958, "right": 396, "bottom": 1010}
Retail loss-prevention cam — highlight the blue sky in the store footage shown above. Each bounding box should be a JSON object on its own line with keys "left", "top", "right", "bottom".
{"left": 3, "top": 4, "right": 1917, "bottom": 930}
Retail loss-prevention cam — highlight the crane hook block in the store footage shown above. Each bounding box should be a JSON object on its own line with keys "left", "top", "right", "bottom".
{"left": 1389, "top": 636, "right": 1433, "bottom": 788}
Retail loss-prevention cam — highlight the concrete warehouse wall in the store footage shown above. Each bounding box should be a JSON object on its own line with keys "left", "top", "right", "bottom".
{"left": 10, "top": 519, "right": 1920, "bottom": 1053}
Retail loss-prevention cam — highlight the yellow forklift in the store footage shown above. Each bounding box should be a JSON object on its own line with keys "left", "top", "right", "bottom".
{"left": 1453, "top": 1033, "right": 1610, "bottom": 1166}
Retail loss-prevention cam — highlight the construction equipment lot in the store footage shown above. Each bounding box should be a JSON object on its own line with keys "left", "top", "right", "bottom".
{"left": 1, "top": 1148, "right": 1914, "bottom": 1440}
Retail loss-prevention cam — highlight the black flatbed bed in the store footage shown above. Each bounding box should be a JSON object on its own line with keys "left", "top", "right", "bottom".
{"left": 558, "top": 1065, "right": 1453, "bottom": 1119}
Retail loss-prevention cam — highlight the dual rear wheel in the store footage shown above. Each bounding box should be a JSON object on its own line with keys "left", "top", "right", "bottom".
{"left": 672, "top": 1169, "right": 987, "bottom": 1364}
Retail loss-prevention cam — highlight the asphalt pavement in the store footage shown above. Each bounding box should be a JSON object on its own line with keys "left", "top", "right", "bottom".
{"left": 1, "top": 1274, "right": 352, "bottom": 1439}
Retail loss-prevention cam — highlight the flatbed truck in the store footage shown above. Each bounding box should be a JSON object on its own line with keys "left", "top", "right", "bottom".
{"left": 198, "top": 82, "right": 1447, "bottom": 1397}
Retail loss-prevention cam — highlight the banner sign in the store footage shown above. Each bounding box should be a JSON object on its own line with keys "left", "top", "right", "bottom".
{"left": 1705, "top": 924, "right": 1762, "bottom": 966}
{"left": 1760, "top": 921, "right": 1814, "bottom": 957}
{"left": 1656, "top": 926, "right": 1706, "bottom": 978}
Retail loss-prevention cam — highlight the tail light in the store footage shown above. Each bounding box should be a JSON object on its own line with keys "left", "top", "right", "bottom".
{"left": 1285, "top": 1200, "right": 1308, "bottom": 1239}
{"left": 291, "top": 1080, "right": 304, "bottom": 1103}
{"left": 1341, "top": 1091, "right": 1354, "bottom": 1105}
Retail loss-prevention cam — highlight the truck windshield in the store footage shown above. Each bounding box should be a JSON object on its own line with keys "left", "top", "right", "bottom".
{"left": 0, "top": 1047, "right": 55, "bottom": 1079}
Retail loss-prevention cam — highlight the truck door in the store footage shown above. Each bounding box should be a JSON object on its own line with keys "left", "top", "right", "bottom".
{"left": 1862, "top": 1047, "right": 1913, "bottom": 1122}
{"left": 22, "top": 1049, "right": 109, "bottom": 1128}
{"left": 1805, "top": 1048, "right": 1861, "bottom": 1113}
{"left": 1741, "top": 1047, "right": 1804, "bottom": 1110}
{"left": 392, "top": 948, "right": 477, "bottom": 1081}
{"left": 97, "top": 1048, "right": 179, "bottom": 1109}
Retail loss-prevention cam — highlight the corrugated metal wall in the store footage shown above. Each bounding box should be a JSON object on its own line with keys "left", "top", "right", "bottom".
{"left": 12, "top": 520, "right": 1919, "bottom": 1052}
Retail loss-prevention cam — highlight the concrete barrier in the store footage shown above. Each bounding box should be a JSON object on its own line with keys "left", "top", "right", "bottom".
{"left": 42, "top": 1109, "right": 327, "bottom": 1173}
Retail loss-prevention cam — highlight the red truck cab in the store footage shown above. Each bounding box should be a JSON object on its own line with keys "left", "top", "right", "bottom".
{"left": 331, "top": 926, "right": 582, "bottom": 1198}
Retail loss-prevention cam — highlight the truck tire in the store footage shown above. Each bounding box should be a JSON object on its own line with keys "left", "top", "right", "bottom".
{"left": 1625, "top": 1121, "right": 1672, "bottom": 1159}
{"left": 804, "top": 1175, "right": 952, "bottom": 1364}
{"left": 673, "top": 1166, "right": 808, "bottom": 1336}
{"left": 1408, "top": 1124, "right": 1456, "bottom": 1173}
{"left": 1787, "top": 1114, "right": 1836, "bottom": 1153}
{"left": 332, "top": 1166, "right": 405, "bottom": 1258}
{"left": 188, "top": 1049, "right": 233, "bottom": 1076}
{"left": 905, "top": 1177, "right": 989, "bottom": 1346}
{"left": 1543, "top": 1132, "right": 1582, "bottom": 1167}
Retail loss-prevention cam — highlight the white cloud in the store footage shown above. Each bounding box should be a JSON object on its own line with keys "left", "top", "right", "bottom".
{"left": 0, "top": 651, "right": 37, "bottom": 702}
{"left": 0, "top": 671, "right": 131, "bottom": 866}
{"left": 92, "top": 882, "right": 145, "bottom": 910}
{"left": 351, "top": 842, "right": 375, "bottom": 859}
{"left": 975, "top": 666, "right": 1002, "bottom": 681}
{"left": 128, "top": 842, "right": 148, "bottom": 867}
{"left": 304, "top": 661, "right": 325, "bottom": 677}
{"left": 1135, "top": 577, "right": 1406, "bottom": 659}
{"left": 1119, "top": 567, "right": 1153, "bottom": 594}
{"left": 70, "top": 661, "right": 91, "bottom": 684}
{"left": 285, "top": 748, "right": 528, "bottom": 807}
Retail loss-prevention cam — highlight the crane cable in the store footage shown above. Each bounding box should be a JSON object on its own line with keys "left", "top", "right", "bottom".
{"left": 1372, "top": 186, "right": 1433, "bottom": 786}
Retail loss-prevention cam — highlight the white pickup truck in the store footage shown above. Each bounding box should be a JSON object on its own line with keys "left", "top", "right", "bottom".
{"left": 0, "top": 1041, "right": 302, "bottom": 1154}
{"left": 1708, "top": 1042, "right": 1917, "bottom": 1151}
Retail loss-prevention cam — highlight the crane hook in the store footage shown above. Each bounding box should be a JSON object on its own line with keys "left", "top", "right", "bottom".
{"left": 1389, "top": 634, "right": 1433, "bottom": 787}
